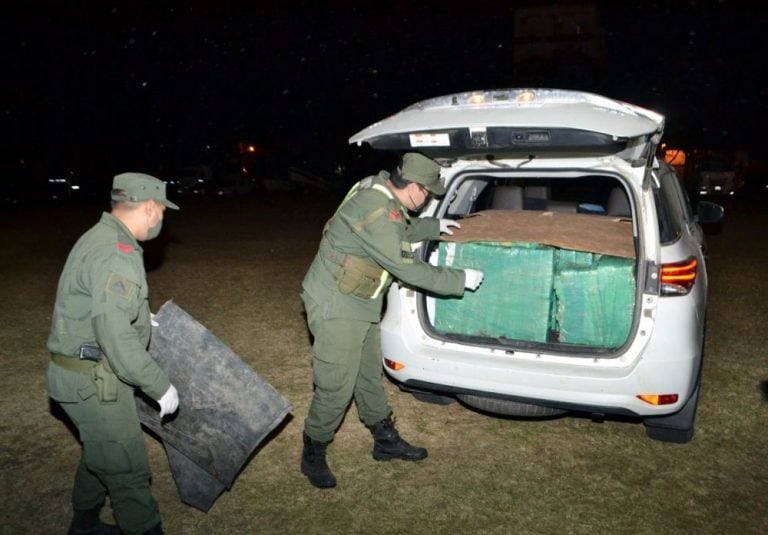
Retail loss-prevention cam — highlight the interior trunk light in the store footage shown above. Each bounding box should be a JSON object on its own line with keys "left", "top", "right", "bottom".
{"left": 660, "top": 257, "right": 698, "bottom": 296}
{"left": 637, "top": 394, "right": 679, "bottom": 406}
{"left": 384, "top": 358, "right": 405, "bottom": 371}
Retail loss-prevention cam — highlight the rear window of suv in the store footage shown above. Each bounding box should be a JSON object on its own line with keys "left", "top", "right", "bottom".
{"left": 654, "top": 164, "right": 689, "bottom": 244}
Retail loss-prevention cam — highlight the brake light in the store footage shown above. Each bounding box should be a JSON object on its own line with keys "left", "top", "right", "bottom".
{"left": 660, "top": 257, "right": 698, "bottom": 296}
{"left": 637, "top": 394, "right": 679, "bottom": 406}
{"left": 384, "top": 358, "right": 405, "bottom": 371}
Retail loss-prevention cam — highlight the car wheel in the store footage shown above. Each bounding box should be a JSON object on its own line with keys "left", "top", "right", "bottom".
{"left": 457, "top": 394, "right": 567, "bottom": 418}
{"left": 643, "top": 382, "right": 699, "bottom": 444}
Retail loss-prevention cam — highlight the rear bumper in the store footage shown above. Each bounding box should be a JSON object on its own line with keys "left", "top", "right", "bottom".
{"left": 381, "top": 296, "right": 702, "bottom": 417}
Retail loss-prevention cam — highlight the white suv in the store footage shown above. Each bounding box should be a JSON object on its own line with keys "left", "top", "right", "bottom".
{"left": 349, "top": 89, "right": 724, "bottom": 443}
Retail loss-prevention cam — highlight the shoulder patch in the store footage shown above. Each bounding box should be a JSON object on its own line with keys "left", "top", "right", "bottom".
{"left": 388, "top": 209, "right": 402, "bottom": 222}
{"left": 105, "top": 272, "right": 137, "bottom": 300}
{"left": 116, "top": 242, "right": 133, "bottom": 253}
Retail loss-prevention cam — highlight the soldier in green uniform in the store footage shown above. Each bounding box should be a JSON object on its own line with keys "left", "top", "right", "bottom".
{"left": 47, "top": 173, "right": 180, "bottom": 535}
{"left": 300, "top": 152, "right": 484, "bottom": 488}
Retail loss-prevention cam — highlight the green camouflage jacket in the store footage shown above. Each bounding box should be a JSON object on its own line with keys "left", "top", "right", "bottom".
{"left": 47, "top": 212, "right": 170, "bottom": 401}
{"left": 302, "top": 171, "right": 465, "bottom": 322}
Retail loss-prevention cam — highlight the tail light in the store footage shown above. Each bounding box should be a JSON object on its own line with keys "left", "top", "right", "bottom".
{"left": 637, "top": 393, "right": 679, "bottom": 405}
{"left": 384, "top": 358, "right": 405, "bottom": 371}
{"left": 660, "top": 257, "right": 698, "bottom": 296}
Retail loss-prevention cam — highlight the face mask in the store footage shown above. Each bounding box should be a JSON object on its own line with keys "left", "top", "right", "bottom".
{"left": 407, "top": 190, "right": 418, "bottom": 211}
{"left": 145, "top": 205, "right": 163, "bottom": 240}
{"left": 146, "top": 219, "right": 163, "bottom": 240}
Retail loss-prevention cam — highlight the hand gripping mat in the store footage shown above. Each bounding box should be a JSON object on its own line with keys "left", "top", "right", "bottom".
{"left": 135, "top": 300, "right": 292, "bottom": 512}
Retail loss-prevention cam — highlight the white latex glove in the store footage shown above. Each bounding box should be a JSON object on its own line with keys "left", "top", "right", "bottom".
{"left": 158, "top": 384, "right": 179, "bottom": 418}
{"left": 439, "top": 219, "right": 461, "bottom": 235}
{"left": 464, "top": 268, "right": 484, "bottom": 291}
{"left": 150, "top": 312, "right": 159, "bottom": 327}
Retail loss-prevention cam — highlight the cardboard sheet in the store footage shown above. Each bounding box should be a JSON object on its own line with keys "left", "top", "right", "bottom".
{"left": 444, "top": 210, "right": 635, "bottom": 259}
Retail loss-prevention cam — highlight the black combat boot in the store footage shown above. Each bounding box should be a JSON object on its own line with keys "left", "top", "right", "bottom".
{"left": 301, "top": 432, "right": 337, "bottom": 489}
{"left": 369, "top": 417, "right": 428, "bottom": 461}
{"left": 67, "top": 506, "right": 120, "bottom": 535}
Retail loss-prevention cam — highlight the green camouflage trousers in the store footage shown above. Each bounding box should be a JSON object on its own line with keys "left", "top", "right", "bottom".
{"left": 303, "top": 294, "right": 391, "bottom": 443}
{"left": 58, "top": 380, "right": 161, "bottom": 535}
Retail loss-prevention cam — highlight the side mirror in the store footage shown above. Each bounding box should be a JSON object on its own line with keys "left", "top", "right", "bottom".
{"left": 696, "top": 201, "right": 725, "bottom": 225}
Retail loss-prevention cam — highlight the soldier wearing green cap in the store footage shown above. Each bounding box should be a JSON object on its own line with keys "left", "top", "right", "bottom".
{"left": 300, "top": 152, "right": 485, "bottom": 489}
{"left": 47, "top": 172, "right": 179, "bottom": 534}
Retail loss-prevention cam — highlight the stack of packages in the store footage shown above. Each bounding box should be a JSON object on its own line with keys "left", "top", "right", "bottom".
{"left": 433, "top": 210, "right": 635, "bottom": 348}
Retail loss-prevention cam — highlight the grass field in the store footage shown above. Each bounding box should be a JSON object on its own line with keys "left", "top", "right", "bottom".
{"left": 1, "top": 193, "right": 766, "bottom": 535}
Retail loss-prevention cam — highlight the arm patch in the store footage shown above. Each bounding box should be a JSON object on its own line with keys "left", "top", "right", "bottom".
{"left": 105, "top": 272, "right": 137, "bottom": 300}
{"left": 351, "top": 207, "right": 387, "bottom": 233}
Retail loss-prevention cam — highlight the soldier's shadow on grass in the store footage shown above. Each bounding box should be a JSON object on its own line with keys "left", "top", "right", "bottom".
{"left": 759, "top": 380, "right": 768, "bottom": 402}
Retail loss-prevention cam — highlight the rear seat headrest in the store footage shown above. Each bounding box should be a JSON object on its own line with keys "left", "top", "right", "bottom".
{"left": 606, "top": 187, "right": 631, "bottom": 217}
{"left": 490, "top": 185, "right": 524, "bottom": 210}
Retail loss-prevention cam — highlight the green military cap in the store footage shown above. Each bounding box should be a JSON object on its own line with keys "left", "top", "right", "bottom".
{"left": 399, "top": 152, "right": 445, "bottom": 195}
{"left": 112, "top": 172, "right": 180, "bottom": 210}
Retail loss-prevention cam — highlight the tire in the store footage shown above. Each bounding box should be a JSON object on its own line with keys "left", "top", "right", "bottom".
{"left": 643, "top": 382, "right": 699, "bottom": 444}
{"left": 457, "top": 394, "right": 567, "bottom": 418}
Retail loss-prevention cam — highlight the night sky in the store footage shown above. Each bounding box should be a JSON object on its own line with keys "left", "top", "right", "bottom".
{"left": 3, "top": 1, "right": 766, "bottom": 186}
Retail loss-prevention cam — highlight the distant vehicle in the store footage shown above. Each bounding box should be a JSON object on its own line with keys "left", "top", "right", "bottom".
{"left": 349, "top": 88, "right": 725, "bottom": 443}
{"left": 46, "top": 170, "right": 101, "bottom": 202}
{"left": 174, "top": 165, "right": 214, "bottom": 197}
{"left": 214, "top": 174, "right": 260, "bottom": 197}
{"left": 46, "top": 173, "right": 76, "bottom": 201}
{"left": 691, "top": 150, "right": 738, "bottom": 197}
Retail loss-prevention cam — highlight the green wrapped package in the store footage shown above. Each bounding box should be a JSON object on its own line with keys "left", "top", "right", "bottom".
{"left": 556, "top": 248, "right": 598, "bottom": 270}
{"left": 551, "top": 249, "right": 598, "bottom": 327}
{"left": 554, "top": 255, "right": 635, "bottom": 347}
{"left": 434, "top": 242, "right": 555, "bottom": 342}
{"left": 433, "top": 241, "right": 636, "bottom": 348}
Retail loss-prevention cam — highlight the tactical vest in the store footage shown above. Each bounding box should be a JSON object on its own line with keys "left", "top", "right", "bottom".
{"left": 320, "top": 178, "right": 396, "bottom": 300}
